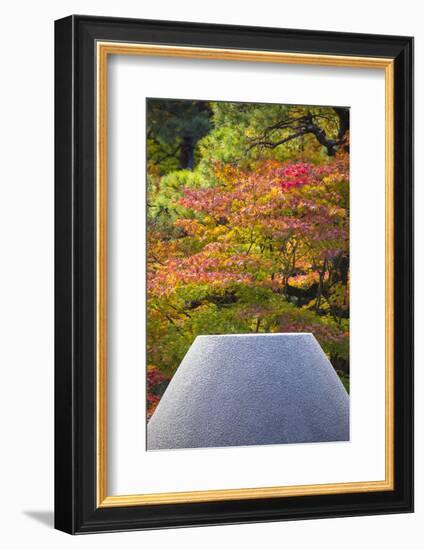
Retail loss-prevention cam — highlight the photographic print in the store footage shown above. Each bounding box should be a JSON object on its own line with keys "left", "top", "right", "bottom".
{"left": 146, "top": 98, "right": 350, "bottom": 450}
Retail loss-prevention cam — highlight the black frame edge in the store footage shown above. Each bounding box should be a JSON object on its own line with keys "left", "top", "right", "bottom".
{"left": 393, "top": 35, "right": 414, "bottom": 515}
{"left": 54, "top": 15, "right": 77, "bottom": 535}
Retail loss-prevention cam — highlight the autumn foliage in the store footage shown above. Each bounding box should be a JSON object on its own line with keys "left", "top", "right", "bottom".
{"left": 146, "top": 99, "right": 350, "bottom": 417}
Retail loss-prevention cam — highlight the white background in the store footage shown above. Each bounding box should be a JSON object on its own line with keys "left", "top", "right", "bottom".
{"left": 108, "top": 56, "right": 386, "bottom": 495}
{"left": 0, "top": 1, "right": 421, "bottom": 548}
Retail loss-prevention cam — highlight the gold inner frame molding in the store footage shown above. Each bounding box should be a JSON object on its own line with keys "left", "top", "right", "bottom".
{"left": 96, "top": 41, "right": 395, "bottom": 508}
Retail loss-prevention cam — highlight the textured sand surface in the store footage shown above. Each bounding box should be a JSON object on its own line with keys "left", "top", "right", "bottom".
{"left": 147, "top": 333, "right": 349, "bottom": 450}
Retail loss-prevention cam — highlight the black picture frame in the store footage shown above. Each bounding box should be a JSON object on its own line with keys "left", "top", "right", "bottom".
{"left": 55, "top": 14, "right": 414, "bottom": 534}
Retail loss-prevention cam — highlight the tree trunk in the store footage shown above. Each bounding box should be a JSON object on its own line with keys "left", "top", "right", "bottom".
{"left": 334, "top": 107, "right": 350, "bottom": 151}
{"left": 179, "top": 136, "right": 195, "bottom": 169}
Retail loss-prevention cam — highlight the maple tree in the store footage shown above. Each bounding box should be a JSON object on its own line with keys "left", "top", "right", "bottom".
{"left": 146, "top": 100, "right": 350, "bottom": 417}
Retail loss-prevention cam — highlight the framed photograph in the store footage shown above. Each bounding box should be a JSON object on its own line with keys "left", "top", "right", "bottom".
{"left": 54, "top": 15, "right": 413, "bottom": 534}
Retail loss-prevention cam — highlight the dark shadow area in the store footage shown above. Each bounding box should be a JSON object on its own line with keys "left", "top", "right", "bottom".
{"left": 23, "top": 510, "right": 54, "bottom": 528}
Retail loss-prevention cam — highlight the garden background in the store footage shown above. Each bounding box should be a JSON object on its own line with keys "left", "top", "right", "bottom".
{"left": 146, "top": 98, "right": 350, "bottom": 418}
